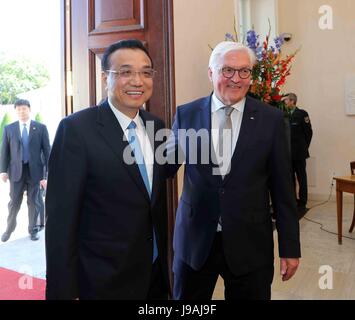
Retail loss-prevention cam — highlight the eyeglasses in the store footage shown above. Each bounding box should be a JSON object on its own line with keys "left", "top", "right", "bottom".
{"left": 106, "top": 68, "right": 157, "bottom": 79}
{"left": 220, "top": 67, "right": 252, "bottom": 79}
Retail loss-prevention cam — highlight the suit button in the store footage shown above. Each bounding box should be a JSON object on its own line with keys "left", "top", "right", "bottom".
{"left": 147, "top": 237, "right": 153, "bottom": 241}
{"left": 219, "top": 188, "right": 225, "bottom": 195}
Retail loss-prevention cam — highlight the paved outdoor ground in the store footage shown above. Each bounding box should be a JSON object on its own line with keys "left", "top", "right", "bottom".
{"left": 0, "top": 181, "right": 46, "bottom": 279}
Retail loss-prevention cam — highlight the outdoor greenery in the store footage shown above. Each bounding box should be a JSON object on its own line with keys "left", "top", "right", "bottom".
{"left": 0, "top": 112, "right": 12, "bottom": 147}
{"left": 35, "top": 112, "right": 43, "bottom": 123}
{"left": 0, "top": 52, "right": 50, "bottom": 105}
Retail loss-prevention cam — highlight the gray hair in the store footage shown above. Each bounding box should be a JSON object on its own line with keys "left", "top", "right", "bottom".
{"left": 286, "top": 92, "right": 297, "bottom": 104}
{"left": 209, "top": 41, "right": 256, "bottom": 71}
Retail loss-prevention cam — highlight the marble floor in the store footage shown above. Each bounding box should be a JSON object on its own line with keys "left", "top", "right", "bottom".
{"left": 212, "top": 200, "right": 355, "bottom": 300}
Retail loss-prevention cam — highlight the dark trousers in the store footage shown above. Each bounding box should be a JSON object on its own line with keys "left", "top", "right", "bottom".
{"left": 292, "top": 159, "right": 308, "bottom": 207}
{"left": 36, "top": 187, "right": 45, "bottom": 227}
{"left": 6, "top": 164, "right": 40, "bottom": 235}
{"left": 173, "top": 232, "right": 274, "bottom": 300}
{"left": 147, "top": 256, "right": 170, "bottom": 300}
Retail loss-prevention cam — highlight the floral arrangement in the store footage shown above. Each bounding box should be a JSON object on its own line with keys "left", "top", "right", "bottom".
{"left": 225, "top": 24, "right": 299, "bottom": 113}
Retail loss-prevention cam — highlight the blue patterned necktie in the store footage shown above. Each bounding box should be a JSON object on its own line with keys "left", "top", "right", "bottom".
{"left": 127, "top": 121, "right": 158, "bottom": 262}
{"left": 22, "top": 124, "right": 29, "bottom": 163}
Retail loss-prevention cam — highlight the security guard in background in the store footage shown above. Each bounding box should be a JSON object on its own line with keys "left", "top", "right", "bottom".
{"left": 284, "top": 93, "right": 313, "bottom": 216}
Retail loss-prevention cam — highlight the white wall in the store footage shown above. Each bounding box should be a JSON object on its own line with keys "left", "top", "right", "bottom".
{"left": 174, "top": 0, "right": 236, "bottom": 106}
{"left": 277, "top": 0, "right": 355, "bottom": 200}
{"left": 174, "top": 0, "right": 236, "bottom": 195}
{"left": 249, "top": 0, "right": 277, "bottom": 40}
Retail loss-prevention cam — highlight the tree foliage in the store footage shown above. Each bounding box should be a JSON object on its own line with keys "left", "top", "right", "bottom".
{"left": 0, "top": 52, "right": 50, "bottom": 105}
{"left": 0, "top": 112, "right": 12, "bottom": 147}
{"left": 35, "top": 112, "right": 43, "bottom": 123}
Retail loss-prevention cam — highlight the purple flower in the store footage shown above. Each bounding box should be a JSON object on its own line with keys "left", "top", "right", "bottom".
{"left": 246, "top": 30, "right": 258, "bottom": 51}
{"left": 274, "top": 35, "right": 284, "bottom": 51}
{"left": 256, "top": 47, "right": 264, "bottom": 61}
{"left": 225, "top": 33, "right": 235, "bottom": 41}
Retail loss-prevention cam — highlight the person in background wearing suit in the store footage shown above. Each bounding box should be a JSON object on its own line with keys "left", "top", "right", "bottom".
{"left": 36, "top": 179, "right": 45, "bottom": 231}
{"left": 45, "top": 39, "right": 169, "bottom": 300}
{"left": 284, "top": 93, "right": 313, "bottom": 216}
{"left": 36, "top": 151, "right": 47, "bottom": 231}
{"left": 0, "top": 99, "right": 50, "bottom": 242}
{"left": 167, "top": 41, "right": 300, "bottom": 300}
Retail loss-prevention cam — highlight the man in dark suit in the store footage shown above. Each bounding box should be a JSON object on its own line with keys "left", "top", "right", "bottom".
{"left": 167, "top": 41, "right": 300, "bottom": 300}
{"left": 36, "top": 186, "right": 45, "bottom": 231}
{"left": 0, "top": 99, "right": 50, "bottom": 242}
{"left": 37, "top": 130, "right": 48, "bottom": 231}
{"left": 45, "top": 39, "right": 169, "bottom": 300}
{"left": 284, "top": 93, "right": 313, "bottom": 215}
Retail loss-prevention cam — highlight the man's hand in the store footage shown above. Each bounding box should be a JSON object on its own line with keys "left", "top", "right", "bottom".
{"left": 40, "top": 179, "right": 47, "bottom": 189}
{"left": 0, "top": 173, "right": 9, "bottom": 183}
{"left": 280, "top": 258, "right": 299, "bottom": 281}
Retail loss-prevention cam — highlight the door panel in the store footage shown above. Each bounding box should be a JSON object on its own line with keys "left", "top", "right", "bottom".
{"left": 91, "top": 0, "right": 143, "bottom": 33}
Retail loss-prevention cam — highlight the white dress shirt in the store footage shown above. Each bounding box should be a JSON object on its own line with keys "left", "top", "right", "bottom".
{"left": 211, "top": 93, "right": 245, "bottom": 159}
{"left": 108, "top": 100, "right": 154, "bottom": 190}
{"left": 211, "top": 93, "right": 245, "bottom": 231}
{"left": 19, "top": 119, "right": 32, "bottom": 138}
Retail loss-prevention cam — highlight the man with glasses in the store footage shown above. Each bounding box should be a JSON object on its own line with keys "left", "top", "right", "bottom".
{"left": 167, "top": 41, "right": 300, "bottom": 300}
{"left": 45, "top": 39, "right": 169, "bottom": 299}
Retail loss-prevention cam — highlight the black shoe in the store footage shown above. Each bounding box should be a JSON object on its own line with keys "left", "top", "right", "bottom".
{"left": 1, "top": 232, "right": 11, "bottom": 242}
{"left": 30, "top": 233, "right": 39, "bottom": 241}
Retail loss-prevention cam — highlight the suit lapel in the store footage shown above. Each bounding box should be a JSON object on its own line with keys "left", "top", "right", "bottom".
{"left": 96, "top": 101, "right": 150, "bottom": 202}
{"left": 16, "top": 121, "right": 35, "bottom": 143}
{"left": 222, "top": 96, "right": 259, "bottom": 185}
{"left": 28, "top": 120, "right": 35, "bottom": 143}
{"left": 14, "top": 121, "right": 21, "bottom": 143}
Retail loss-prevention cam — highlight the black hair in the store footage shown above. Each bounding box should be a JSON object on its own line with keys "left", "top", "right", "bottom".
{"left": 101, "top": 39, "right": 153, "bottom": 71}
{"left": 14, "top": 99, "right": 30, "bottom": 109}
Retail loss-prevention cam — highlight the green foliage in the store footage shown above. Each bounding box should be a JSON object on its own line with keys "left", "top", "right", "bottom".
{"left": 0, "top": 112, "right": 12, "bottom": 146}
{"left": 35, "top": 112, "right": 43, "bottom": 123}
{"left": 0, "top": 52, "right": 50, "bottom": 105}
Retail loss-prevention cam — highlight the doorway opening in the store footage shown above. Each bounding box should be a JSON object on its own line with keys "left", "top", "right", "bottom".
{"left": 0, "top": 0, "right": 65, "bottom": 285}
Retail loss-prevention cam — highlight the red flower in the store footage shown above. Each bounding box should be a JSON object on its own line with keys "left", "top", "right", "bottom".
{"left": 246, "top": 30, "right": 299, "bottom": 111}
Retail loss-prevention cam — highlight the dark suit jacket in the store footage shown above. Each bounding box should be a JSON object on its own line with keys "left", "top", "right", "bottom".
{"left": 168, "top": 95, "right": 301, "bottom": 277}
{"left": 289, "top": 107, "right": 313, "bottom": 160}
{"left": 0, "top": 120, "right": 50, "bottom": 182}
{"left": 45, "top": 100, "right": 168, "bottom": 300}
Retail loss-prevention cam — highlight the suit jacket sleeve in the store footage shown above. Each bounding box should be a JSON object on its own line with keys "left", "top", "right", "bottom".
{"left": 165, "top": 111, "right": 184, "bottom": 178}
{"left": 41, "top": 124, "right": 51, "bottom": 179}
{"left": 270, "top": 114, "right": 301, "bottom": 258}
{"left": 0, "top": 126, "right": 9, "bottom": 173}
{"left": 302, "top": 111, "right": 313, "bottom": 148}
{"left": 45, "top": 117, "right": 87, "bottom": 299}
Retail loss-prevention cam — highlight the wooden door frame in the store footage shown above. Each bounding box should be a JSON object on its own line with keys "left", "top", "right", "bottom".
{"left": 155, "top": 0, "right": 179, "bottom": 291}
{"left": 63, "top": 0, "right": 73, "bottom": 116}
